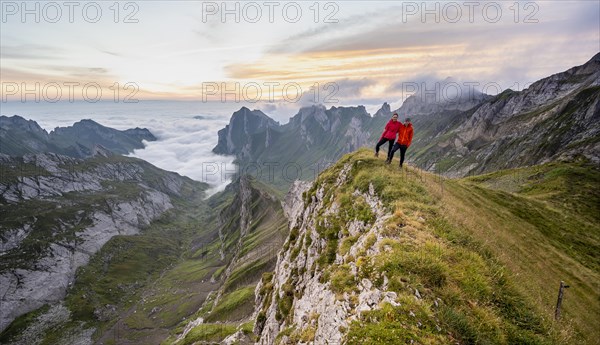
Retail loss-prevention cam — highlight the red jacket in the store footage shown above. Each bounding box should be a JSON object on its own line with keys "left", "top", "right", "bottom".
{"left": 397, "top": 123, "right": 414, "bottom": 147}
{"left": 380, "top": 120, "right": 403, "bottom": 140}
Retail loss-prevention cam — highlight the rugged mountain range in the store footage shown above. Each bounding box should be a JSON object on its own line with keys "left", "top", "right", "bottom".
{"left": 213, "top": 53, "right": 600, "bottom": 191}
{"left": 0, "top": 115, "right": 156, "bottom": 158}
{"left": 213, "top": 104, "right": 376, "bottom": 192}
{"left": 1, "top": 53, "right": 599, "bottom": 345}
{"left": 0, "top": 115, "right": 288, "bottom": 344}
{"left": 409, "top": 53, "right": 600, "bottom": 176}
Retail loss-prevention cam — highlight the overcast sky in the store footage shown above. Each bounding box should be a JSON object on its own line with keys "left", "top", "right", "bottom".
{"left": 1, "top": 0, "right": 599, "bottom": 108}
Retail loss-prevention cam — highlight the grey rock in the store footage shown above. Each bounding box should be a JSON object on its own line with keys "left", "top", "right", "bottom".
{"left": 213, "top": 107, "right": 280, "bottom": 156}
{"left": 255, "top": 164, "right": 400, "bottom": 344}
{"left": 0, "top": 153, "right": 179, "bottom": 333}
{"left": 0, "top": 225, "right": 32, "bottom": 253}
{"left": 282, "top": 180, "right": 313, "bottom": 230}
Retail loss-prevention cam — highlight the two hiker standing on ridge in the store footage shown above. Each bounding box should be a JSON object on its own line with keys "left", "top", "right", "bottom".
{"left": 375, "top": 113, "right": 413, "bottom": 168}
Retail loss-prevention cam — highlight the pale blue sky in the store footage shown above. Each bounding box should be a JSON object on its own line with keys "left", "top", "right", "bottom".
{"left": 1, "top": 1, "right": 599, "bottom": 104}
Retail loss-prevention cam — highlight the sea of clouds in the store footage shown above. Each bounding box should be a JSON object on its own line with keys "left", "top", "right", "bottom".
{"left": 2, "top": 99, "right": 392, "bottom": 195}
{"left": 1, "top": 100, "right": 246, "bottom": 195}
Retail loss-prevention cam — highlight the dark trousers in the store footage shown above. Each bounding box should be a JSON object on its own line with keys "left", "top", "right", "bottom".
{"left": 375, "top": 138, "right": 395, "bottom": 158}
{"left": 390, "top": 143, "right": 408, "bottom": 166}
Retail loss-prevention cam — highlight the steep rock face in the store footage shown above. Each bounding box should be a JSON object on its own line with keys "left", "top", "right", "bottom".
{"left": 255, "top": 163, "right": 396, "bottom": 344}
{"left": 0, "top": 191, "right": 171, "bottom": 333}
{"left": 214, "top": 105, "right": 375, "bottom": 192}
{"left": 343, "top": 117, "right": 371, "bottom": 154}
{"left": 212, "top": 107, "right": 280, "bottom": 157}
{"left": 282, "top": 181, "right": 313, "bottom": 229}
{"left": 0, "top": 225, "right": 31, "bottom": 252}
{"left": 458, "top": 54, "right": 600, "bottom": 141}
{"left": 0, "top": 153, "right": 193, "bottom": 332}
{"left": 0, "top": 153, "right": 183, "bottom": 203}
{"left": 286, "top": 105, "right": 371, "bottom": 146}
{"left": 214, "top": 105, "right": 374, "bottom": 162}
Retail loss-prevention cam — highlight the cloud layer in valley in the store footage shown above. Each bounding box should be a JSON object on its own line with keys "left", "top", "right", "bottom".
{"left": 0, "top": 101, "right": 239, "bottom": 195}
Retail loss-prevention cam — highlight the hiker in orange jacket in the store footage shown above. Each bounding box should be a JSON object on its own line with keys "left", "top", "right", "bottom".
{"left": 388, "top": 117, "right": 413, "bottom": 167}
{"left": 375, "top": 113, "right": 402, "bottom": 160}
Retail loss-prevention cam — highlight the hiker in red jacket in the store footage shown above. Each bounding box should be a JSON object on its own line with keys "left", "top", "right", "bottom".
{"left": 388, "top": 117, "right": 414, "bottom": 167}
{"left": 375, "top": 113, "right": 402, "bottom": 160}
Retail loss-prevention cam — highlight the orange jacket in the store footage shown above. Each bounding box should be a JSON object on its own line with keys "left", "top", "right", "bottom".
{"left": 397, "top": 123, "right": 413, "bottom": 147}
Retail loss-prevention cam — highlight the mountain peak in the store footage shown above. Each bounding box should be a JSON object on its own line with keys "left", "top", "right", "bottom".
{"left": 0, "top": 115, "right": 48, "bottom": 135}
{"left": 374, "top": 102, "right": 392, "bottom": 117}
{"left": 74, "top": 118, "right": 100, "bottom": 126}
{"left": 587, "top": 52, "right": 600, "bottom": 63}
{"left": 213, "top": 107, "right": 280, "bottom": 155}
{"left": 54, "top": 119, "right": 106, "bottom": 134}
{"left": 231, "top": 107, "right": 278, "bottom": 124}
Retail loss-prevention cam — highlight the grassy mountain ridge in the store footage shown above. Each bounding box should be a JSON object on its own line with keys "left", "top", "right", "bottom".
{"left": 255, "top": 149, "right": 599, "bottom": 344}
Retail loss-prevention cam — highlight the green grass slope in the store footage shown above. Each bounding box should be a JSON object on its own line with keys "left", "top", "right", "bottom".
{"left": 81, "top": 188, "right": 218, "bottom": 345}
{"left": 160, "top": 177, "right": 288, "bottom": 345}
{"left": 449, "top": 159, "right": 600, "bottom": 343}
{"left": 291, "top": 149, "right": 597, "bottom": 344}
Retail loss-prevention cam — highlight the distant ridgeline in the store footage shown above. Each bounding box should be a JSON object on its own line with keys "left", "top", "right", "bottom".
{"left": 0, "top": 115, "right": 156, "bottom": 158}
{"left": 213, "top": 53, "right": 600, "bottom": 193}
